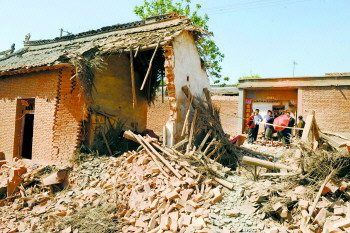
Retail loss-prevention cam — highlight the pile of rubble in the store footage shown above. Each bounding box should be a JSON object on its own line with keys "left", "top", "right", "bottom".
{"left": 0, "top": 131, "right": 236, "bottom": 232}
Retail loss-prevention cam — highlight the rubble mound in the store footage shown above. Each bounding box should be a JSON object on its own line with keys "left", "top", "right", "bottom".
{"left": 0, "top": 133, "right": 234, "bottom": 232}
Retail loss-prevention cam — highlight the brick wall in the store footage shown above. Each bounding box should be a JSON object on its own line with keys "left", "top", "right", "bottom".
{"left": 147, "top": 95, "right": 239, "bottom": 136}
{"left": 0, "top": 67, "right": 87, "bottom": 164}
{"left": 0, "top": 70, "right": 58, "bottom": 161}
{"left": 300, "top": 86, "right": 350, "bottom": 133}
{"left": 147, "top": 97, "right": 170, "bottom": 135}
{"left": 51, "top": 67, "right": 87, "bottom": 163}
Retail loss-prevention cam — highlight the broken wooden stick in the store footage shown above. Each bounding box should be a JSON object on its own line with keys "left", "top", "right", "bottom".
{"left": 242, "top": 156, "right": 299, "bottom": 172}
{"left": 181, "top": 96, "right": 193, "bottom": 137}
{"left": 186, "top": 109, "right": 198, "bottom": 154}
{"left": 214, "top": 177, "right": 234, "bottom": 190}
{"left": 305, "top": 170, "right": 335, "bottom": 228}
{"left": 127, "top": 131, "right": 182, "bottom": 179}
{"left": 133, "top": 134, "right": 170, "bottom": 178}
{"left": 151, "top": 142, "right": 178, "bottom": 159}
{"left": 198, "top": 129, "right": 213, "bottom": 152}
{"left": 203, "top": 87, "right": 214, "bottom": 115}
{"left": 140, "top": 39, "right": 160, "bottom": 91}
{"left": 134, "top": 45, "right": 140, "bottom": 58}
{"left": 173, "top": 138, "right": 189, "bottom": 150}
{"left": 203, "top": 138, "right": 216, "bottom": 155}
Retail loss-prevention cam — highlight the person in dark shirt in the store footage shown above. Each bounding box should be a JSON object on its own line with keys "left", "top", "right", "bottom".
{"left": 296, "top": 115, "right": 305, "bottom": 138}
{"left": 282, "top": 111, "right": 295, "bottom": 147}
{"left": 247, "top": 113, "right": 256, "bottom": 144}
{"left": 262, "top": 110, "right": 274, "bottom": 146}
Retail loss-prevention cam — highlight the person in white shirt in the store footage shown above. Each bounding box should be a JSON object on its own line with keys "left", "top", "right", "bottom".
{"left": 253, "top": 109, "right": 263, "bottom": 142}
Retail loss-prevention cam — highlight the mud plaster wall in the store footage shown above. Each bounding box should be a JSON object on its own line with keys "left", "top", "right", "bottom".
{"left": 92, "top": 54, "right": 148, "bottom": 131}
{"left": 0, "top": 70, "right": 58, "bottom": 161}
{"left": 164, "top": 31, "right": 210, "bottom": 145}
{"left": 211, "top": 95, "right": 239, "bottom": 136}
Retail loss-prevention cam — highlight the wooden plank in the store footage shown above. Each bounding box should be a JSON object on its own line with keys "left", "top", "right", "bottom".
{"left": 301, "top": 113, "right": 314, "bottom": 141}
{"left": 320, "top": 132, "right": 341, "bottom": 148}
{"left": 140, "top": 39, "right": 160, "bottom": 91}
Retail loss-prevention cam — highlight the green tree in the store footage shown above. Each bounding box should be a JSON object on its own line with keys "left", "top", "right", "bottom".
{"left": 134, "top": 0, "right": 225, "bottom": 83}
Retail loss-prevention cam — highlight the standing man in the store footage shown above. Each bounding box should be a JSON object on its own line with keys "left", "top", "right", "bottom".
{"left": 263, "top": 110, "right": 274, "bottom": 146}
{"left": 282, "top": 111, "right": 295, "bottom": 147}
{"left": 296, "top": 115, "right": 305, "bottom": 138}
{"left": 253, "top": 109, "right": 263, "bottom": 142}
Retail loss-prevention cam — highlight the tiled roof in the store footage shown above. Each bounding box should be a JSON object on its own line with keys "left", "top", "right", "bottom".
{"left": 0, "top": 13, "right": 203, "bottom": 76}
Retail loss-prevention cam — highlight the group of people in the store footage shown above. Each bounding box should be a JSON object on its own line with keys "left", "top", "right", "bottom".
{"left": 247, "top": 109, "right": 306, "bottom": 147}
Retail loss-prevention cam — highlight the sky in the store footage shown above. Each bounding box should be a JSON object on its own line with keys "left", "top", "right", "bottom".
{"left": 0, "top": 0, "right": 349, "bottom": 84}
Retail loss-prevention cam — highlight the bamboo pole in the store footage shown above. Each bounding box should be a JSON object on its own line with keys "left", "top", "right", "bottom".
{"left": 130, "top": 48, "right": 137, "bottom": 108}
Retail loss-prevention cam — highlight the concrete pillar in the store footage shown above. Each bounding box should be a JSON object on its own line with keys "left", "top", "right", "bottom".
{"left": 237, "top": 88, "right": 246, "bottom": 134}
{"left": 297, "top": 88, "right": 303, "bottom": 116}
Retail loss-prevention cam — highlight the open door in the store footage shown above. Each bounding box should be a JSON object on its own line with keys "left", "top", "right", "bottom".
{"left": 14, "top": 99, "right": 35, "bottom": 159}
{"left": 21, "top": 114, "right": 34, "bottom": 159}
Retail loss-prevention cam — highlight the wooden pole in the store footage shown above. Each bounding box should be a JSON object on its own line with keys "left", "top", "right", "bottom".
{"left": 181, "top": 97, "right": 193, "bottom": 137}
{"left": 130, "top": 48, "right": 137, "bottom": 108}
{"left": 134, "top": 45, "right": 140, "bottom": 58}
{"left": 305, "top": 171, "right": 335, "bottom": 228}
{"left": 133, "top": 133, "right": 183, "bottom": 179}
{"left": 95, "top": 116, "right": 112, "bottom": 156}
{"left": 242, "top": 156, "right": 299, "bottom": 172}
{"left": 186, "top": 109, "right": 198, "bottom": 153}
{"left": 203, "top": 88, "right": 213, "bottom": 114}
{"left": 140, "top": 39, "right": 160, "bottom": 91}
{"left": 161, "top": 80, "right": 164, "bottom": 103}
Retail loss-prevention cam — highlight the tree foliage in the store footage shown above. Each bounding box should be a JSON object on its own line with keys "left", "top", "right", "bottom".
{"left": 134, "top": 0, "right": 225, "bottom": 83}
{"left": 238, "top": 73, "right": 261, "bottom": 80}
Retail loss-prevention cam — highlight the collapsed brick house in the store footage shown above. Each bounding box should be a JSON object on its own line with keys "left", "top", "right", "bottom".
{"left": 0, "top": 13, "right": 210, "bottom": 163}
{"left": 237, "top": 73, "right": 350, "bottom": 134}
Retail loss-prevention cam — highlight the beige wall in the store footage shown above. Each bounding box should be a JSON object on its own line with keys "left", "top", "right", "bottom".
{"left": 92, "top": 54, "right": 148, "bottom": 132}
{"left": 163, "top": 31, "right": 210, "bottom": 145}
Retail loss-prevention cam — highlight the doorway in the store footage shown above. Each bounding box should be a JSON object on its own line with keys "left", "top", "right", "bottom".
{"left": 21, "top": 114, "right": 34, "bottom": 159}
{"left": 14, "top": 99, "right": 35, "bottom": 159}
